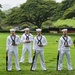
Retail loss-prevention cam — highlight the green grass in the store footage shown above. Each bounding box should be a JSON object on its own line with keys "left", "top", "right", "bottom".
{"left": 53, "top": 19, "right": 75, "bottom": 27}
{"left": 0, "top": 33, "right": 75, "bottom": 75}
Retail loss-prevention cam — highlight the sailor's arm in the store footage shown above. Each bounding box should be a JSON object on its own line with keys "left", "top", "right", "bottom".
{"left": 68, "top": 37, "right": 73, "bottom": 47}
{"left": 58, "top": 38, "right": 62, "bottom": 51}
{"left": 16, "top": 36, "right": 21, "bottom": 45}
{"left": 6, "top": 37, "right": 10, "bottom": 52}
{"left": 42, "top": 36, "right": 48, "bottom": 46}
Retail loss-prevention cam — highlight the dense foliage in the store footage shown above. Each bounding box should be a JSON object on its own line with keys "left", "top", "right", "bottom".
{"left": 0, "top": 0, "right": 75, "bottom": 29}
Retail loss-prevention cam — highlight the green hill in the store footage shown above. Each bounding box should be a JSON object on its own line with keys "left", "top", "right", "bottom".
{"left": 53, "top": 19, "right": 75, "bottom": 27}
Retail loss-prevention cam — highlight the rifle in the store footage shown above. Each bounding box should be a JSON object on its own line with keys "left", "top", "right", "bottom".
{"left": 56, "top": 51, "right": 60, "bottom": 70}
{"left": 6, "top": 51, "right": 8, "bottom": 71}
{"left": 30, "top": 51, "right": 36, "bottom": 71}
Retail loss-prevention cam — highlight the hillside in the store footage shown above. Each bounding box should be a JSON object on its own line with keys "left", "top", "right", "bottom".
{"left": 53, "top": 19, "right": 75, "bottom": 28}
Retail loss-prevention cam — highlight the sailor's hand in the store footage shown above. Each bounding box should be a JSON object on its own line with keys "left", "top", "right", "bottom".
{"left": 12, "top": 44, "right": 17, "bottom": 46}
{"left": 65, "top": 45, "right": 69, "bottom": 47}
{"left": 14, "top": 44, "right": 17, "bottom": 46}
{"left": 26, "top": 40, "right": 30, "bottom": 43}
{"left": 38, "top": 44, "right": 43, "bottom": 47}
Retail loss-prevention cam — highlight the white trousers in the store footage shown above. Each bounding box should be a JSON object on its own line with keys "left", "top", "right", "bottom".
{"left": 58, "top": 50, "right": 73, "bottom": 70}
{"left": 20, "top": 46, "right": 32, "bottom": 63}
{"left": 32, "top": 50, "right": 46, "bottom": 70}
{"left": 8, "top": 46, "right": 20, "bottom": 71}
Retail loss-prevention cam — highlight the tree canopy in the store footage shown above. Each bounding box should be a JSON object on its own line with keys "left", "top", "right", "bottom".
{"left": 0, "top": 4, "right": 5, "bottom": 24}
{"left": 3, "top": 0, "right": 57, "bottom": 28}
{"left": 0, "top": 0, "right": 75, "bottom": 29}
{"left": 62, "top": 4, "right": 75, "bottom": 19}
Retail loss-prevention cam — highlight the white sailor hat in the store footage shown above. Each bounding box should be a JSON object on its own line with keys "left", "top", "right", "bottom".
{"left": 62, "top": 29, "right": 68, "bottom": 32}
{"left": 36, "top": 28, "right": 42, "bottom": 32}
{"left": 24, "top": 28, "right": 30, "bottom": 31}
{"left": 10, "top": 29, "right": 16, "bottom": 32}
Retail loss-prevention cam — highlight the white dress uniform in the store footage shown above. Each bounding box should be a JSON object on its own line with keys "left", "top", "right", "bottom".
{"left": 6, "top": 31, "right": 21, "bottom": 71}
{"left": 20, "top": 33, "right": 33, "bottom": 63}
{"left": 58, "top": 34, "right": 73, "bottom": 70}
{"left": 32, "top": 29, "right": 47, "bottom": 70}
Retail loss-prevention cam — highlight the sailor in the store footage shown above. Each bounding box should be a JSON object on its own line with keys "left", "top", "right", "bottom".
{"left": 6, "top": 29, "right": 21, "bottom": 71}
{"left": 31, "top": 28, "right": 47, "bottom": 71}
{"left": 58, "top": 29, "right": 73, "bottom": 71}
{"left": 20, "top": 28, "right": 33, "bottom": 63}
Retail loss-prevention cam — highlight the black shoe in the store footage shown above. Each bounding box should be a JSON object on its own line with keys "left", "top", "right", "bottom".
{"left": 18, "top": 69, "right": 22, "bottom": 71}
{"left": 43, "top": 70, "right": 47, "bottom": 71}
{"left": 31, "top": 69, "right": 35, "bottom": 71}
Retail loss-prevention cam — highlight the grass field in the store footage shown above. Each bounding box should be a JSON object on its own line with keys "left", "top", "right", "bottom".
{"left": 0, "top": 33, "right": 75, "bottom": 75}
{"left": 53, "top": 19, "right": 75, "bottom": 27}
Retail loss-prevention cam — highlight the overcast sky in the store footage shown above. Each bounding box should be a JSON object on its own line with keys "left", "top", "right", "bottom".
{"left": 0, "top": 0, "right": 62, "bottom": 10}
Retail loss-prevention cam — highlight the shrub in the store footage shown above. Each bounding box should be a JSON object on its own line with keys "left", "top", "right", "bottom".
{"left": 5, "top": 26, "right": 13, "bottom": 30}
{"left": 31, "top": 26, "right": 38, "bottom": 31}
{"left": 58, "top": 24, "right": 70, "bottom": 28}
{"left": 20, "top": 24, "right": 29, "bottom": 29}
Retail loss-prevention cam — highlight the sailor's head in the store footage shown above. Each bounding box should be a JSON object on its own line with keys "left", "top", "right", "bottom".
{"left": 36, "top": 28, "right": 42, "bottom": 36}
{"left": 62, "top": 29, "right": 68, "bottom": 36}
{"left": 10, "top": 29, "right": 16, "bottom": 35}
{"left": 24, "top": 28, "right": 30, "bottom": 34}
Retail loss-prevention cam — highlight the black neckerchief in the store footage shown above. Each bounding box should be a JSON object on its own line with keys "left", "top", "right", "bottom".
{"left": 25, "top": 34, "right": 30, "bottom": 40}
{"left": 62, "top": 36, "right": 68, "bottom": 45}
{"left": 10, "top": 35, "right": 16, "bottom": 45}
{"left": 37, "top": 36, "right": 42, "bottom": 45}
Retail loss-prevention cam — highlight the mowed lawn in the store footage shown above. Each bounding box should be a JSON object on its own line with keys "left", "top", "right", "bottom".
{"left": 0, "top": 33, "right": 75, "bottom": 75}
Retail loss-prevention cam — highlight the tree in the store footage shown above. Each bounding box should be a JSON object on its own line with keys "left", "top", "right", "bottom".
{"left": 3, "top": 0, "right": 57, "bottom": 28}
{"left": 61, "top": 0, "right": 75, "bottom": 11}
{"left": 0, "top": 10, "right": 5, "bottom": 23}
{"left": 19, "top": 0, "right": 57, "bottom": 28}
{"left": 52, "top": 0, "right": 75, "bottom": 20}
{"left": 3, "top": 7, "right": 21, "bottom": 26}
{"left": 42, "top": 20, "right": 53, "bottom": 28}
{"left": 51, "top": 3, "right": 62, "bottom": 21}
{"left": 62, "top": 4, "right": 75, "bottom": 19}
{"left": 0, "top": 4, "right": 5, "bottom": 24}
